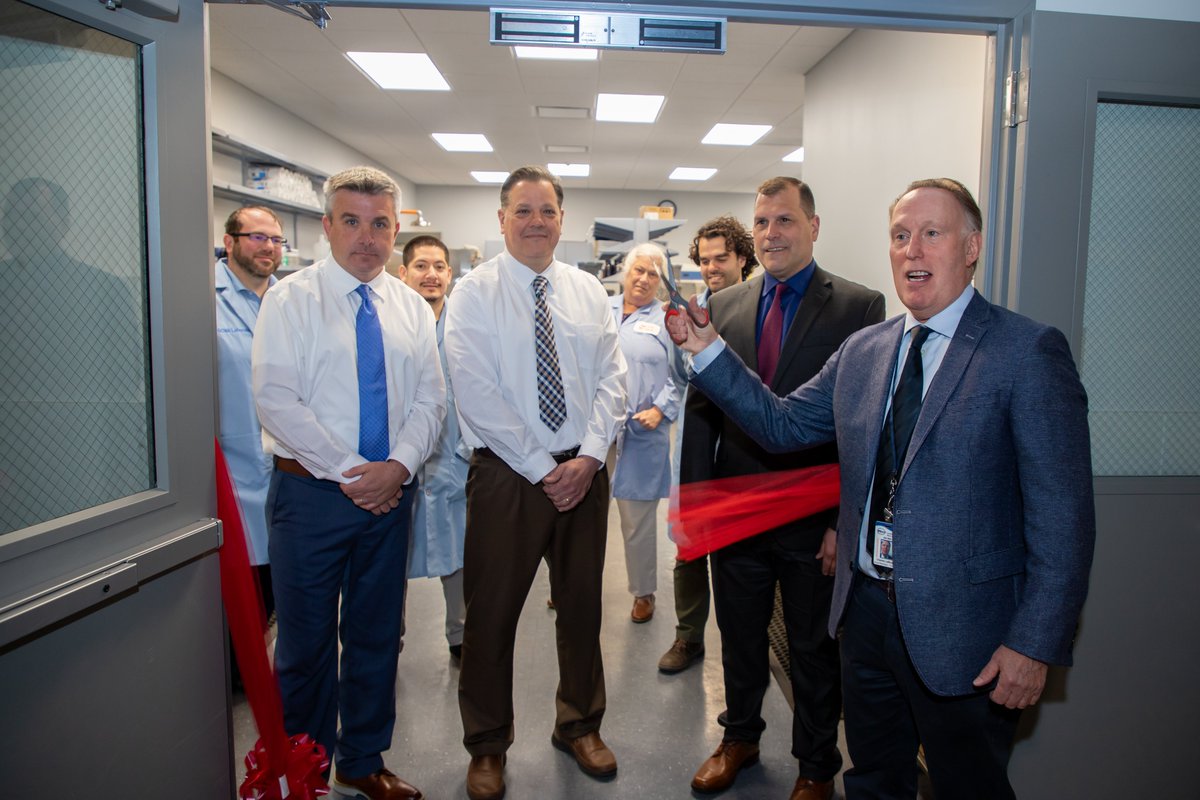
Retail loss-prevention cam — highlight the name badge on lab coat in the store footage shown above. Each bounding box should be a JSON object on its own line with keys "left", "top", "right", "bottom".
{"left": 634, "top": 321, "right": 660, "bottom": 336}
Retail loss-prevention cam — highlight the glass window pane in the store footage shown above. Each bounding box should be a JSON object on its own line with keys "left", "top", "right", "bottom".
{"left": 1080, "top": 101, "right": 1200, "bottom": 476}
{"left": 0, "top": 0, "right": 153, "bottom": 534}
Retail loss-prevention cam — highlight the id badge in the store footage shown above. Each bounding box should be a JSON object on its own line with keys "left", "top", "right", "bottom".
{"left": 872, "top": 521, "right": 894, "bottom": 569}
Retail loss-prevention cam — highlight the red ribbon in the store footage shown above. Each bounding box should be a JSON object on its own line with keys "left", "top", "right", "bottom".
{"left": 216, "top": 440, "right": 329, "bottom": 798}
{"left": 240, "top": 734, "right": 330, "bottom": 800}
{"left": 669, "top": 463, "right": 841, "bottom": 561}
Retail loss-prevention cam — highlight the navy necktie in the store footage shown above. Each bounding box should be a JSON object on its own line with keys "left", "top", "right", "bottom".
{"left": 532, "top": 275, "right": 566, "bottom": 432}
{"left": 355, "top": 284, "right": 389, "bottom": 461}
{"left": 868, "top": 325, "right": 932, "bottom": 560}
{"left": 757, "top": 283, "right": 787, "bottom": 385}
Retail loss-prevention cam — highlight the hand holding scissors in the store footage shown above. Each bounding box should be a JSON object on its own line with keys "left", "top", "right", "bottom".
{"left": 658, "top": 261, "right": 709, "bottom": 328}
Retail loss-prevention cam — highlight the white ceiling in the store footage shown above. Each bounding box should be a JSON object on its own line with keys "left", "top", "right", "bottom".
{"left": 207, "top": 6, "right": 852, "bottom": 194}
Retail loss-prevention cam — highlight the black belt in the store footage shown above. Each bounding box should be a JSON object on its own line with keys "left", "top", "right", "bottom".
{"left": 477, "top": 446, "right": 580, "bottom": 465}
{"left": 859, "top": 570, "right": 896, "bottom": 604}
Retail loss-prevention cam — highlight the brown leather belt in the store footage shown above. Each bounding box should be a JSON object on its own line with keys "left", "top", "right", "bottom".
{"left": 477, "top": 446, "right": 580, "bottom": 465}
{"left": 274, "top": 455, "right": 320, "bottom": 481}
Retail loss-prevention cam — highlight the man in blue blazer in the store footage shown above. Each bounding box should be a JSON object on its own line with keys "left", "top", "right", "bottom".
{"left": 667, "top": 178, "right": 1095, "bottom": 799}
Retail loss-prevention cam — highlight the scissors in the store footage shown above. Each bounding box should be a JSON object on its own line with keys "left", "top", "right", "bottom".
{"left": 659, "top": 257, "right": 709, "bottom": 328}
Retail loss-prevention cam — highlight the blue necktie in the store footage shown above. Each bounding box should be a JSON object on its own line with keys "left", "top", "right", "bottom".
{"left": 532, "top": 276, "right": 567, "bottom": 432}
{"left": 355, "top": 284, "right": 389, "bottom": 462}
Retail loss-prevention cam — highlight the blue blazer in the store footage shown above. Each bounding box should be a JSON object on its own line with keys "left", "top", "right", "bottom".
{"left": 692, "top": 290, "right": 1096, "bottom": 696}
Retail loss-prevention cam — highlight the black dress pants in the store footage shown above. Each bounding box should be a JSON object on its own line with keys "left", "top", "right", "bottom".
{"left": 841, "top": 574, "right": 1021, "bottom": 800}
{"left": 711, "top": 522, "right": 843, "bottom": 782}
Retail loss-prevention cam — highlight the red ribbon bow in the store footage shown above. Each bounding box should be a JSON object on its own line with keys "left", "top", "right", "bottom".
{"left": 217, "top": 441, "right": 330, "bottom": 799}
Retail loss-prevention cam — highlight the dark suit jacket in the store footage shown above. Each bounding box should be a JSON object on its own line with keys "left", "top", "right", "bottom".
{"left": 680, "top": 265, "right": 886, "bottom": 541}
{"left": 691, "top": 290, "right": 1096, "bottom": 695}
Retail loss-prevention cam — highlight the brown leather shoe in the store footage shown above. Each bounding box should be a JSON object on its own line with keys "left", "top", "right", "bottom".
{"left": 631, "top": 594, "right": 655, "bottom": 623}
{"left": 789, "top": 776, "right": 834, "bottom": 800}
{"left": 332, "top": 767, "right": 422, "bottom": 800}
{"left": 466, "top": 754, "right": 505, "bottom": 800}
{"left": 657, "top": 638, "right": 705, "bottom": 673}
{"left": 690, "top": 741, "right": 760, "bottom": 793}
{"left": 551, "top": 730, "right": 617, "bottom": 777}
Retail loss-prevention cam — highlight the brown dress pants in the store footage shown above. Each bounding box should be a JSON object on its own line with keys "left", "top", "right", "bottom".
{"left": 458, "top": 449, "right": 610, "bottom": 756}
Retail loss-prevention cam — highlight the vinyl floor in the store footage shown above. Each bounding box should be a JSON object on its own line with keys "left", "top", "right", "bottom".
{"left": 231, "top": 499, "right": 853, "bottom": 800}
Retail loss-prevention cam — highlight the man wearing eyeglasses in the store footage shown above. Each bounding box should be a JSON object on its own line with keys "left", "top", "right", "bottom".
{"left": 215, "top": 205, "right": 285, "bottom": 622}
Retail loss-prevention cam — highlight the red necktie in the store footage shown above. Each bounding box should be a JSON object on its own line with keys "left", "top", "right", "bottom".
{"left": 757, "top": 284, "right": 786, "bottom": 385}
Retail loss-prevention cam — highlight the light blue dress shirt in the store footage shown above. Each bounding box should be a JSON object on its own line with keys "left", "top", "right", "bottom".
{"left": 854, "top": 283, "right": 976, "bottom": 577}
{"left": 215, "top": 258, "right": 276, "bottom": 565}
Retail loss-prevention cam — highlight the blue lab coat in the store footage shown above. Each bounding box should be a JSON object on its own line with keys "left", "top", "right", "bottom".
{"left": 610, "top": 294, "right": 681, "bottom": 501}
{"left": 215, "top": 258, "right": 275, "bottom": 565}
{"left": 408, "top": 308, "right": 468, "bottom": 579}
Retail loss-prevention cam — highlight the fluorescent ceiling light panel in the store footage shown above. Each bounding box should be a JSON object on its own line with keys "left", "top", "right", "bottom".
{"left": 471, "top": 171, "right": 509, "bottom": 184}
{"left": 596, "top": 93, "right": 665, "bottom": 123}
{"left": 669, "top": 167, "right": 717, "bottom": 181}
{"left": 548, "top": 163, "right": 590, "bottom": 178}
{"left": 702, "top": 123, "right": 772, "bottom": 146}
{"left": 782, "top": 146, "right": 805, "bottom": 163}
{"left": 545, "top": 144, "right": 589, "bottom": 154}
{"left": 537, "top": 106, "right": 589, "bottom": 119}
{"left": 432, "top": 133, "right": 493, "bottom": 152}
{"left": 346, "top": 52, "right": 450, "bottom": 91}
{"left": 515, "top": 46, "right": 598, "bottom": 61}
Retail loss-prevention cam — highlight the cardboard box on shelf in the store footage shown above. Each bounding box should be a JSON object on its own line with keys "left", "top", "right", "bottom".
{"left": 638, "top": 205, "right": 675, "bottom": 220}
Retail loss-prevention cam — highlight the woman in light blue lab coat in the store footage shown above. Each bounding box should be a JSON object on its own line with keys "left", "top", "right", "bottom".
{"left": 609, "top": 242, "right": 682, "bottom": 624}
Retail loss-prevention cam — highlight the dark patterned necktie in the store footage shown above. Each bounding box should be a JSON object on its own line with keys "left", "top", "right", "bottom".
{"left": 532, "top": 276, "right": 566, "bottom": 431}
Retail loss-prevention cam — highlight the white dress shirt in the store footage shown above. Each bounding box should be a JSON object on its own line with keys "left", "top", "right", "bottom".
{"left": 444, "top": 251, "right": 627, "bottom": 484}
{"left": 252, "top": 257, "right": 446, "bottom": 484}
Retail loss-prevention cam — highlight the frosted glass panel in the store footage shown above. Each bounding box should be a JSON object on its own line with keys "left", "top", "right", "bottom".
{"left": 1080, "top": 102, "right": 1200, "bottom": 476}
{"left": 0, "top": 0, "right": 153, "bottom": 533}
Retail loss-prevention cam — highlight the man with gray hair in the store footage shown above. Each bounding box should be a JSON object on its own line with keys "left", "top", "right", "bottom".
{"left": 253, "top": 166, "right": 446, "bottom": 800}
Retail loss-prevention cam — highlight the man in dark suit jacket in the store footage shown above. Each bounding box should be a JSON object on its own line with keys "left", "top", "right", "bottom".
{"left": 669, "top": 178, "right": 1095, "bottom": 799}
{"left": 683, "top": 177, "right": 885, "bottom": 800}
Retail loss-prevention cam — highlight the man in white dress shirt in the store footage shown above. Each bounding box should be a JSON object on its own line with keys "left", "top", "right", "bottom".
{"left": 444, "top": 165, "right": 626, "bottom": 800}
{"left": 252, "top": 166, "right": 445, "bottom": 800}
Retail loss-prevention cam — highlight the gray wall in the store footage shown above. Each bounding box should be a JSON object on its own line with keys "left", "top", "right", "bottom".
{"left": 802, "top": 28, "right": 988, "bottom": 312}
{"left": 413, "top": 183, "right": 754, "bottom": 265}
{"left": 1000, "top": 11, "right": 1200, "bottom": 797}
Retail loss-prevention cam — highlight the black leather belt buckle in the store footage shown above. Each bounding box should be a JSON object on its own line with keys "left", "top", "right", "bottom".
{"left": 551, "top": 446, "right": 581, "bottom": 464}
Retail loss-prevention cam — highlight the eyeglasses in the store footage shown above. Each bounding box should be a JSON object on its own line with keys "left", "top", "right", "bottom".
{"left": 230, "top": 232, "right": 288, "bottom": 246}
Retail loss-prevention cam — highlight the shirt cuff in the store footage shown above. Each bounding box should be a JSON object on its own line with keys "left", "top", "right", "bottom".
{"left": 690, "top": 339, "right": 727, "bottom": 373}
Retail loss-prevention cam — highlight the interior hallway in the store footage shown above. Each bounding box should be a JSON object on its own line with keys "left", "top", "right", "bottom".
{"left": 232, "top": 497, "right": 848, "bottom": 799}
